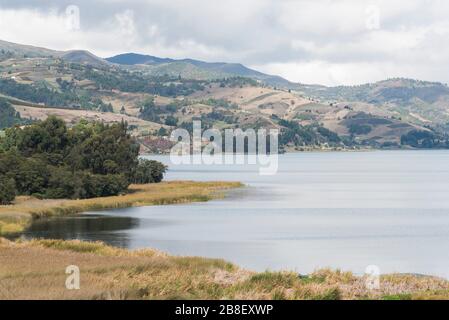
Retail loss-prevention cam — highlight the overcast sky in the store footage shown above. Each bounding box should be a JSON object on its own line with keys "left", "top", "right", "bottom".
{"left": 1, "top": 0, "right": 448, "bottom": 86}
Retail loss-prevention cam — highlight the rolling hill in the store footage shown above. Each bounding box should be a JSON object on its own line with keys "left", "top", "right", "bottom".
{"left": 0, "top": 39, "right": 61, "bottom": 58}
{"left": 106, "top": 53, "right": 174, "bottom": 65}
{"left": 299, "top": 78, "right": 449, "bottom": 128}
{"left": 1, "top": 39, "right": 449, "bottom": 151}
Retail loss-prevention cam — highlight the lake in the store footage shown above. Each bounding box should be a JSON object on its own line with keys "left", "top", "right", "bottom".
{"left": 21, "top": 151, "right": 449, "bottom": 277}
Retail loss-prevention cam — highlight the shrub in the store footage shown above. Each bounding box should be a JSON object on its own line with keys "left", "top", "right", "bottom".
{"left": 132, "top": 159, "right": 167, "bottom": 184}
{"left": 81, "top": 172, "right": 129, "bottom": 198}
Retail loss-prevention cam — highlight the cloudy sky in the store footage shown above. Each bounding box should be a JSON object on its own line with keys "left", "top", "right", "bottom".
{"left": 0, "top": 0, "right": 448, "bottom": 86}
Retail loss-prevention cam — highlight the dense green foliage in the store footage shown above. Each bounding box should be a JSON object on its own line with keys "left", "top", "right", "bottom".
{"left": 278, "top": 119, "right": 343, "bottom": 147}
{"left": 0, "top": 78, "right": 111, "bottom": 111}
{"left": 138, "top": 98, "right": 181, "bottom": 125}
{"left": 401, "top": 130, "right": 449, "bottom": 148}
{"left": 0, "top": 117, "right": 167, "bottom": 204}
{"left": 0, "top": 174, "right": 15, "bottom": 205}
{"left": 0, "top": 98, "right": 29, "bottom": 129}
{"left": 348, "top": 123, "right": 372, "bottom": 135}
{"left": 139, "top": 97, "right": 161, "bottom": 123}
{"left": 202, "top": 98, "right": 238, "bottom": 109}
{"left": 82, "top": 67, "right": 205, "bottom": 97}
{"left": 131, "top": 159, "right": 167, "bottom": 184}
{"left": 0, "top": 78, "right": 83, "bottom": 108}
{"left": 214, "top": 77, "right": 259, "bottom": 88}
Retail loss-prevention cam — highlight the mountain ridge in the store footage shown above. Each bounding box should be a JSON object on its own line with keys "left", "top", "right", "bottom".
{"left": 2, "top": 39, "right": 448, "bottom": 91}
{"left": 106, "top": 52, "right": 295, "bottom": 87}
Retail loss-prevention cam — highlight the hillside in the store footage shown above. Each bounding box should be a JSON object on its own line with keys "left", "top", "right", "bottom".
{"left": 61, "top": 50, "right": 110, "bottom": 67}
{"left": 1, "top": 39, "right": 448, "bottom": 151}
{"left": 0, "top": 39, "right": 60, "bottom": 58}
{"left": 299, "top": 78, "right": 449, "bottom": 129}
{"left": 106, "top": 53, "right": 174, "bottom": 65}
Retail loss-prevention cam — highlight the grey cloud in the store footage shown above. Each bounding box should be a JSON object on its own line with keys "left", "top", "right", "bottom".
{"left": 1, "top": 0, "right": 449, "bottom": 85}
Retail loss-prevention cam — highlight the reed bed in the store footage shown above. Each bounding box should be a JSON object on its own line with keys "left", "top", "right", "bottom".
{"left": 1, "top": 238, "right": 448, "bottom": 300}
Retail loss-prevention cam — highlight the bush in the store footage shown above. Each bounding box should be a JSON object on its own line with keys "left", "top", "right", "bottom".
{"left": 132, "top": 159, "right": 167, "bottom": 184}
{"left": 81, "top": 173, "right": 129, "bottom": 198}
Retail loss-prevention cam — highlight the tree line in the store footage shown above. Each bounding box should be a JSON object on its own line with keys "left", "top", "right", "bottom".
{"left": 0, "top": 79, "right": 112, "bottom": 111}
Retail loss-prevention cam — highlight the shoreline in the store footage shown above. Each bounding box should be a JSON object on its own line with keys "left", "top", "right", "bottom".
{"left": 140, "top": 147, "right": 449, "bottom": 157}
{"left": 0, "top": 181, "right": 243, "bottom": 237}
{"left": 1, "top": 238, "right": 448, "bottom": 300}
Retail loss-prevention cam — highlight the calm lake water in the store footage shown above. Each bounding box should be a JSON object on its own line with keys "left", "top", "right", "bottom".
{"left": 21, "top": 151, "right": 449, "bottom": 277}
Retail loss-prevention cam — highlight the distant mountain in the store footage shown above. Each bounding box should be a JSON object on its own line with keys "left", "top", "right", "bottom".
{"left": 0, "top": 40, "right": 295, "bottom": 87}
{"left": 61, "top": 50, "right": 110, "bottom": 67}
{"left": 106, "top": 53, "right": 295, "bottom": 88}
{"left": 106, "top": 53, "right": 174, "bottom": 65}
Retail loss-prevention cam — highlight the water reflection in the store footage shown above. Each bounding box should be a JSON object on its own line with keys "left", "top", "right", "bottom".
{"left": 20, "top": 215, "right": 140, "bottom": 248}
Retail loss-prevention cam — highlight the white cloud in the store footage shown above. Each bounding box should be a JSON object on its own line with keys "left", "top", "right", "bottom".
{"left": 254, "top": 60, "right": 413, "bottom": 86}
{"left": 1, "top": 0, "right": 449, "bottom": 85}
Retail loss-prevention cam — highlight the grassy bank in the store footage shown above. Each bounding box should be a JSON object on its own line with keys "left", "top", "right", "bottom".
{"left": 1, "top": 238, "right": 448, "bottom": 300}
{"left": 0, "top": 181, "right": 242, "bottom": 236}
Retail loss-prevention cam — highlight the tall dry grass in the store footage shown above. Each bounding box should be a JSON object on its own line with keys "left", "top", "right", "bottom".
{"left": 1, "top": 238, "right": 448, "bottom": 300}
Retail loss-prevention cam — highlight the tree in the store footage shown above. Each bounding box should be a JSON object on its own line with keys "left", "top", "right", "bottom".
{"left": 132, "top": 159, "right": 167, "bottom": 184}
{"left": 0, "top": 98, "right": 26, "bottom": 129}
{"left": 14, "top": 156, "right": 50, "bottom": 196}
{"left": 158, "top": 127, "right": 168, "bottom": 136}
{"left": 348, "top": 124, "right": 372, "bottom": 135}
{"left": 0, "top": 174, "right": 16, "bottom": 205}
{"left": 165, "top": 116, "right": 178, "bottom": 126}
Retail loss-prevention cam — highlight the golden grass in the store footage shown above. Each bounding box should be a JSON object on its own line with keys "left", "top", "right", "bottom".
{"left": 0, "top": 181, "right": 243, "bottom": 236}
{"left": 1, "top": 238, "right": 448, "bottom": 300}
